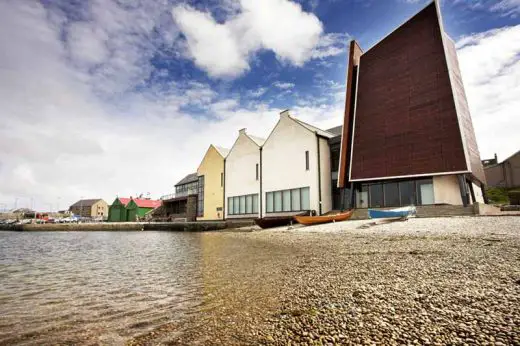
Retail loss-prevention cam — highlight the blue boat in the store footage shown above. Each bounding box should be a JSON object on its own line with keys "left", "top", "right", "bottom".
{"left": 368, "top": 206, "right": 416, "bottom": 219}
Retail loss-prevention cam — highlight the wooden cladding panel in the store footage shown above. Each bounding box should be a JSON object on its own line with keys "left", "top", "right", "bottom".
{"left": 350, "top": 3, "right": 467, "bottom": 180}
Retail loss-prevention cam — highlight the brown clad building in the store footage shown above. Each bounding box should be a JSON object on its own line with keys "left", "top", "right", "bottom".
{"left": 337, "top": 0, "right": 486, "bottom": 209}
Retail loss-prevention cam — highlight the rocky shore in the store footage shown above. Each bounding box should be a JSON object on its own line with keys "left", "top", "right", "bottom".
{"left": 162, "top": 216, "right": 520, "bottom": 345}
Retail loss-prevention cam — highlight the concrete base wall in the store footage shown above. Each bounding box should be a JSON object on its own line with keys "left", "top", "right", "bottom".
{"left": 433, "top": 175, "right": 463, "bottom": 205}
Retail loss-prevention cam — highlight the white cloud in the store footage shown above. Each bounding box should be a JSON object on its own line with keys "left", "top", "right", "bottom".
{"left": 456, "top": 25, "right": 520, "bottom": 160}
{"left": 311, "top": 32, "right": 350, "bottom": 59}
{"left": 0, "top": 0, "right": 343, "bottom": 212}
{"left": 273, "top": 81, "right": 296, "bottom": 89}
{"left": 172, "top": 0, "right": 333, "bottom": 78}
{"left": 489, "top": 0, "right": 520, "bottom": 16}
{"left": 249, "top": 87, "right": 268, "bottom": 98}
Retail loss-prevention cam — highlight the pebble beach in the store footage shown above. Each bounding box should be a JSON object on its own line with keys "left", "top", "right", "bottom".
{"left": 168, "top": 216, "right": 520, "bottom": 345}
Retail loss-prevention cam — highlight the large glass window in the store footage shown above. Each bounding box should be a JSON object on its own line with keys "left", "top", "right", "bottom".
{"left": 417, "top": 179, "right": 434, "bottom": 205}
{"left": 301, "top": 187, "right": 310, "bottom": 210}
{"left": 399, "top": 181, "right": 415, "bottom": 205}
{"left": 282, "top": 190, "right": 291, "bottom": 212}
{"left": 384, "top": 182, "right": 399, "bottom": 207}
{"left": 291, "top": 189, "right": 300, "bottom": 211}
{"left": 274, "top": 191, "right": 282, "bottom": 212}
{"left": 246, "top": 195, "right": 253, "bottom": 214}
{"left": 233, "top": 196, "right": 239, "bottom": 214}
{"left": 266, "top": 192, "right": 274, "bottom": 213}
{"left": 252, "top": 195, "right": 258, "bottom": 213}
{"left": 266, "top": 187, "right": 310, "bottom": 213}
{"left": 227, "top": 194, "right": 258, "bottom": 215}
{"left": 369, "top": 184, "right": 383, "bottom": 208}
{"left": 228, "top": 197, "right": 234, "bottom": 215}
{"left": 356, "top": 185, "right": 368, "bottom": 208}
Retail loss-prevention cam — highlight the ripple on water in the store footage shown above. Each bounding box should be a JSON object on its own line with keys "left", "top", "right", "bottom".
{"left": 0, "top": 231, "right": 203, "bottom": 345}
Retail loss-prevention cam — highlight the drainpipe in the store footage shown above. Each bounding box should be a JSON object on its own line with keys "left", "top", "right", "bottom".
{"left": 316, "top": 133, "right": 322, "bottom": 216}
{"left": 259, "top": 147, "right": 263, "bottom": 218}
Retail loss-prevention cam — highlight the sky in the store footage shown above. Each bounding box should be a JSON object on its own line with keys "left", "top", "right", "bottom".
{"left": 0, "top": 0, "right": 519, "bottom": 212}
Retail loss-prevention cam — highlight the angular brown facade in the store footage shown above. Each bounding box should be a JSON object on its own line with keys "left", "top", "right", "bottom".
{"left": 339, "top": 1, "right": 485, "bottom": 189}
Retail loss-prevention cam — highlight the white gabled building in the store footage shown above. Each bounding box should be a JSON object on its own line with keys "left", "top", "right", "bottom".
{"left": 225, "top": 128, "right": 265, "bottom": 219}
{"left": 261, "top": 110, "right": 334, "bottom": 217}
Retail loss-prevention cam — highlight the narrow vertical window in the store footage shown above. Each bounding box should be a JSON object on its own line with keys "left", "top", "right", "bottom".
{"left": 305, "top": 151, "right": 309, "bottom": 170}
{"left": 256, "top": 163, "right": 259, "bottom": 180}
{"left": 221, "top": 172, "right": 224, "bottom": 187}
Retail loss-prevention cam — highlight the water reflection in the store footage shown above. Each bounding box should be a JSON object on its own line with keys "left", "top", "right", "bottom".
{"left": 0, "top": 231, "right": 204, "bottom": 345}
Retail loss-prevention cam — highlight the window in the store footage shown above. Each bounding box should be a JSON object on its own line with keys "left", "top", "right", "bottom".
{"left": 266, "top": 192, "right": 274, "bottom": 213}
{"left": 356, "top": 185, "right": 368, "bottom": 208}
{"left": 417, "top": 179, "right": 434, "bottom": 205}
{"left": 256, "top": 163, "right": 259, "bottom": 181}
{"left": 266, "top": 187, "right": 310, "bottom": 213}
{"left": 282, "top": 190, "right": 291, "bottom": 212}
{"left": 274, "top": 191, "right": 282, "bottom": 212}
{"left": 197, "top": 176, "right": 204, "bottom": 217}
{"left": 291, "top": 189, "right": 300, "bottom": 212}
{"left": 399, "top": 181, "right": 415, "bottom": 206}
{"left": 246, "top": 195, "right": 253, "bottom": 214}
{"left": 369, "top": 184, "right": 383, "bottom": 208}
{"left": 227, "top": 194, "right": 259, "bottom": 215}
{"left": 384, "top": 182, "right": 400, "bottom": 207}
{"left": 228, "top": 197, "right": 234, "bottom": 215}
{"left": 221, "top": 172, "right": 224, "bottom": 187}
{"left": 305, "top": 151, "right": 309, "bottom": 170}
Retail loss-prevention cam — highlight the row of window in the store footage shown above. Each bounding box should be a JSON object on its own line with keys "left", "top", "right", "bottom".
{"left": 266, "top": 187, "right": 310, "bottom": 213}
{"left": 228, "top": 194, "right": 259, "bottom": 215}
{"left": 197, "top": 176, "right": 204, "bottom": 217}
{"left": 356, "top": 179, "right": 434, "bottom": 208}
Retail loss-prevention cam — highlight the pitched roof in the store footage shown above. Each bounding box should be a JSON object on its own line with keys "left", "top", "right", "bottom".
{"left": 132, "top": 198, "right": 162, "bottom": 208}
{"left": 175, "top": 172, "right": 198, "bottom": 186}
{"left": 213, "top": 145, "right": 230, "bottom": 158}
{"left": 70, "top": 199, "right": 102, "bottom": 207}
{"left": 118, "top": 198, "right": 131, "bottom": 206}
{"left": 293, "top": 118, "right": 336, "bottom": 138}
{"left": 248, "top": 134, "right": 266, "bottom": 146}
{"left": 326, "top": 125, "right": 343, "bottom": 136}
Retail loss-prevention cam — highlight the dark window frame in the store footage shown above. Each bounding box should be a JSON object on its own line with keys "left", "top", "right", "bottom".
{"left": 256, "top": 163, "right": 259, "bottom": 181}
{"left": 305, "top": 151, "right": 310, "bottom": 171}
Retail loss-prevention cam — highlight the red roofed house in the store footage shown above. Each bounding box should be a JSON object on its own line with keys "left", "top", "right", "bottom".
{"left": 108, "top": 197, "right": 161, "bottom": 222}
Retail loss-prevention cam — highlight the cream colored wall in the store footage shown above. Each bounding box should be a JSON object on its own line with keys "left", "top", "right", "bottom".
{"left": 91, "top": 200, "right": 109, "bottom": 218}
{"left": 261, "top": 115, "right": 332, "bottom": 216}
{"left": 197, "top": 146, "right": 225, "bottom": 220}
{"left": 225, "top": 132, "right": 261, "bottom": 218}
{"left": 471, "top": 182, "right": 485, "bottom": 203}
{"left": 433, "top": 175, "right": 462, "bottom": 205}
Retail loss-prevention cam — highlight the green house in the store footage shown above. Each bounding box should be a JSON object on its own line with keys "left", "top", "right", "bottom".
{"left": 108, "top": 197, "right": 161, "bottom": 222}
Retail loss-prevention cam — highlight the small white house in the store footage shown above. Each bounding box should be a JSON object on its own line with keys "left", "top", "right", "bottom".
{"left": 225, "top": 128, "right": 265, "bottom": 219}
{"left": 262, "top": 110, "right": 334, "bottom": 217}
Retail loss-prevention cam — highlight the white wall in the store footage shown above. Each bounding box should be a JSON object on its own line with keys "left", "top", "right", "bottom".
{"left": 433, "top": 175, "right": 463, "bottom": 205}
{"left": 262, "top": 114, "right": 331, "bottom": 216}
{"left": 225, "top": 132, "right": 260, "bottom": 218}
{"left": 472, "top": 182, "right": 485, "bottom": 203}
{"left": 319, "top": 136, "right": 332, "bottom": 214}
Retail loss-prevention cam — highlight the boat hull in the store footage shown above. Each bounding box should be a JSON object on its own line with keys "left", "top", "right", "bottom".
{"left": 368, "top": 206, "right": 416, "bottom": 219}
{"left": 293, "top": 210, "right": 354, "bottom": 226}
{"left": 255, "top": 211, "right": 310, "bottom": 229}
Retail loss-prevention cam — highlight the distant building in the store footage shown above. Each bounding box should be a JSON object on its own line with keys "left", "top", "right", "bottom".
{"left": 159, "top": 173, "right": 199, "bottom": 222}
{"left": 107, "top": 197, "right": 161, "bottom": 222}
{"left": 69, "top": 199, "right": 108, "bottom": 218}
{"left": 337, "top": 1, "right": 485, "bottom": 208}
{"left": 225, "top": 129, "right": 264, "bottom": 219}
{"left": 484, "top": 151, "right": 520, "bottom": 188}
{"left": 262, "top": 110, "right": 334, "bottom": 217}
{"left": 197, "top": 145, "right": 229, "bottom": 221}
{"left": 482, "top": 154, "right": 498, "bottom": 167}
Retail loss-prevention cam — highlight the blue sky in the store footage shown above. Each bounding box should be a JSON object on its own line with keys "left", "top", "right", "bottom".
{"left": 0, "top": 0, "right": 519, "bottom": 211}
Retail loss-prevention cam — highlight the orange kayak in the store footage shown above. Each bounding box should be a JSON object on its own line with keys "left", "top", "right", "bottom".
{"left": 293, "top": 210, "right": 354, "bottom": 226}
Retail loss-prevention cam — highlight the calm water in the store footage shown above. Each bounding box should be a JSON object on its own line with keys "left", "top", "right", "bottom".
{"left": 0, "top": 231, "right": 205, "bottom": 345}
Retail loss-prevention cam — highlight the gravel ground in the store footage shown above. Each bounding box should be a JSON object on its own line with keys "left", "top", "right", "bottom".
{"left": 164, "top": 216, "right": 520, "bottom": 345}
